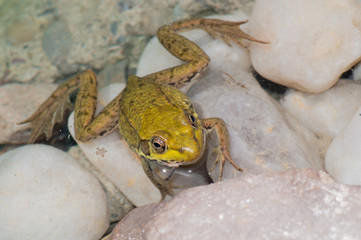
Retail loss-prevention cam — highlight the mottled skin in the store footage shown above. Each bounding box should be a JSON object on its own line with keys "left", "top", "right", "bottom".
{"left": 21, "top": 18, "right": 266, "bottom": 196}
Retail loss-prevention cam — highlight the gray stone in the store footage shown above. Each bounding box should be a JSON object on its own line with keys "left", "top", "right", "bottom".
{"left": 42, "top": 19, "right": 77, "bottom": 75}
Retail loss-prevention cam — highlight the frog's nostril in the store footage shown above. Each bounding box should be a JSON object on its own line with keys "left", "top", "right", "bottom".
{"left": 178, "top": 147, "right": 184, "bottom": 153}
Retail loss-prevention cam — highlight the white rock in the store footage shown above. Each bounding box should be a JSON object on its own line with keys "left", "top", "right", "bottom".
{"left": 325, "top": 105, "right": 361, "bottom": 185}
{"left": 137, "top": 12, "right": 323, "bottom": 178}
{"left": 0, "top": 144, "right": 109, "bottom": 240}
{"left": 281, "top": 80, "right": 361, "bottom": 139}
{"left": 68, "top": 84, "right": 162, "bottom": 206}
{"left": 249, "top": 0, "right": 361, "bottom": 93}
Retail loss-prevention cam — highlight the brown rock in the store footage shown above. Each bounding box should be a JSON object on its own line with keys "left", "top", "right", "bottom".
{"left": 0, "top": 83, "right": 57, "bottom": 144}
{"left": 109, "top": 169, "right": 361, "bottom": 240}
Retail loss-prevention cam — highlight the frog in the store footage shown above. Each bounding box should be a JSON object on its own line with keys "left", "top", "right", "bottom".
{"left": 21, "top": 18, "right": 266, "bottom": 197}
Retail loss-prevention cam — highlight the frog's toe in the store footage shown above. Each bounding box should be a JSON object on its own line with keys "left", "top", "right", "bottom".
{"left": 20, "top": 95, "right": 73, "bottom": 143}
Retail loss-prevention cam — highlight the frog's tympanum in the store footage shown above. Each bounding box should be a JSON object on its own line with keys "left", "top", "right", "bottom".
{"left": 22, "top": 18, "right": 266, "bottom": 197}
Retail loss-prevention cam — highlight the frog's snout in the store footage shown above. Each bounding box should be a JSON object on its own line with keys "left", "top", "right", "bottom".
{"left": 177, "top": 130, "right": 205, "bottom": 165}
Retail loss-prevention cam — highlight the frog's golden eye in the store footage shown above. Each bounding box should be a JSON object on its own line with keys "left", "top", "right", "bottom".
{"left": 188, "top": 113, "right": 197, "bottom": 128}
{"left": 151, "top": 136, "right": 167, "bottom": 153}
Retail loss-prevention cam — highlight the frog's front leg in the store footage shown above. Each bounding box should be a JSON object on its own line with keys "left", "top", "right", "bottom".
{"left": 201, "top": 118, "right": 243, "bottom": 180}
{"left": 21, "top": 69, "right": 121, "bottom": 143}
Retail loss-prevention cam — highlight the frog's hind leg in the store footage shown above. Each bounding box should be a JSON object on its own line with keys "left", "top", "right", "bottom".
{"left": 168, "top": 18, "right": 268, "bottom": 47}
{"left": 146, "top": 18, "right": 267, "bottom": 88}
{"left": 145, "top": 22, "right": 211, "bottom": 88}
{"left": 21, "top": 69, "right": 121, "bottom": 143}
{"left": 201, "top": 117, "right": 243, "bottom": 180}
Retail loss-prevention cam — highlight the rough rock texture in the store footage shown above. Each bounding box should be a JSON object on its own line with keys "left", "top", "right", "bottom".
{"left": 249, "top": 0, "right": 361, "bottom": 93}
{"left": 0, "top": 144, "right": 109, "bottom": 240}
{"left": 0, "top": 83, "right": 57, "bottom": 144}
{"left": 325, "top": 105, "right": 361, "bottom": 185}
{"left": 110, "top": 170, "right": 361, "bottom": 240}
{"left": 108, "top": 169, "right": 361, "bottom": 240}
{"left": 0, "top": 0, "right": 244, "bottom": 85}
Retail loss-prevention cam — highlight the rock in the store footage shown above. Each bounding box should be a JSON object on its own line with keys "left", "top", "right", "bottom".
{"left": 0, "top": 144, "right": 109, "bottom": 240}
{"left": 0, "top": 83, "right": 57, "bottom": 144}
{"left": 42, "top": 19, "right": 77, "bottom": 75}
{"left": 325, "top": 105, "right": 361, "bottom": 185}
{"left": 97, "top": 60, "right": 128, "bottom": 88}
{"left": 67, "top": 84, "right": 163, "bottom": 206}
{"left": 106, "top": 204, "right": 161, "bottom": 240}
{"left": 137, "top": 12, "right": 323, "bottom": 180}
{"left": 108, "top": 169, "right": 361, "bottom": 240}
{"left": 68, "top": 146, "right": 134, "bottom": 222}
{"left": 249, "top": 0, "right": 361, "bottom": 93}
{"left": 352, "top": 61, "right": 361, "bottom": 85}
{"left": 281, "top": 80, "right": 361, "bottom": 139}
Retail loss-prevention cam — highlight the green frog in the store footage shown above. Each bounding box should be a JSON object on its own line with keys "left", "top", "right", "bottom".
{"left": 22, "top": 18, "right": 266, "bottom": 197}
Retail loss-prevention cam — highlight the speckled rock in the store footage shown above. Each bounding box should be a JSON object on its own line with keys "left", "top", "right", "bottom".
{"left": 0, "top": 0, "right": 243, "bottom": 85}
{"left": 0, "top": 144, "right": 109, "bottom": 240}
{"left": 249, "top": 0, "right": 361, "bottom": 93}
{"left": 108, "top": 169, "right": 361, "bottom": 240}
{"left": 0, "top": 83, "right": 57, "bottom": 144}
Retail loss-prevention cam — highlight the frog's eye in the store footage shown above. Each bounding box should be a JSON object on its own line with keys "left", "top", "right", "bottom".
{"left": 188, "top": 114, "right": 197, "bottom": 128}
{"left": 151, "top": 136, "right": 167, "bottom": 153}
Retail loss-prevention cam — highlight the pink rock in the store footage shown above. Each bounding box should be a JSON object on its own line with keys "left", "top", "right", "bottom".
{"left": 109, "top": 169, "right": 361, "bottom": 239}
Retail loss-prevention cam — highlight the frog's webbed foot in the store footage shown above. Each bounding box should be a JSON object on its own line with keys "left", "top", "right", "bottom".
{"left": 202, "top": 117, "right": 243, "bottom": 181}
{"left": 19, "top": 93, "right": 74, "bottom": 143}
{"left": 19, "top": 70, "right": 90, "bottom": 143}
{"left": 200, "top": 19, "right": 268, "bottom": 47}
{"left": 208, "top": 145, "right": 243, "bottom": 181}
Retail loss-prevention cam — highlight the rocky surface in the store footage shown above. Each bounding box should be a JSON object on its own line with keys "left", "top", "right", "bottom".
{"left": 0, "top": 0, "right": 246, "bottom": 85}
{"left": 249, "top": 0, "right": 361, "bottom": 93}
{"left": 0, "top": 144, "right": 109, "bottom": 240}
{"left": 0, "top": 83, "right": 57, "bottom": 144}
{"left": 108, "top": 169, "right": 361, "bottom": 240}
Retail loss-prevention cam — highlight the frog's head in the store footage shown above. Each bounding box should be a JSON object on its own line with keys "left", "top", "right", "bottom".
{"left": 137, "top": 107, "right": 205, "bottom": 167}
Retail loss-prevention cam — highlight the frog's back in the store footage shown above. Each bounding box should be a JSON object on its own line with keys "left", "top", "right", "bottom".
{"left": 118, "top": 75, "right": 194, "bottom": 149}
